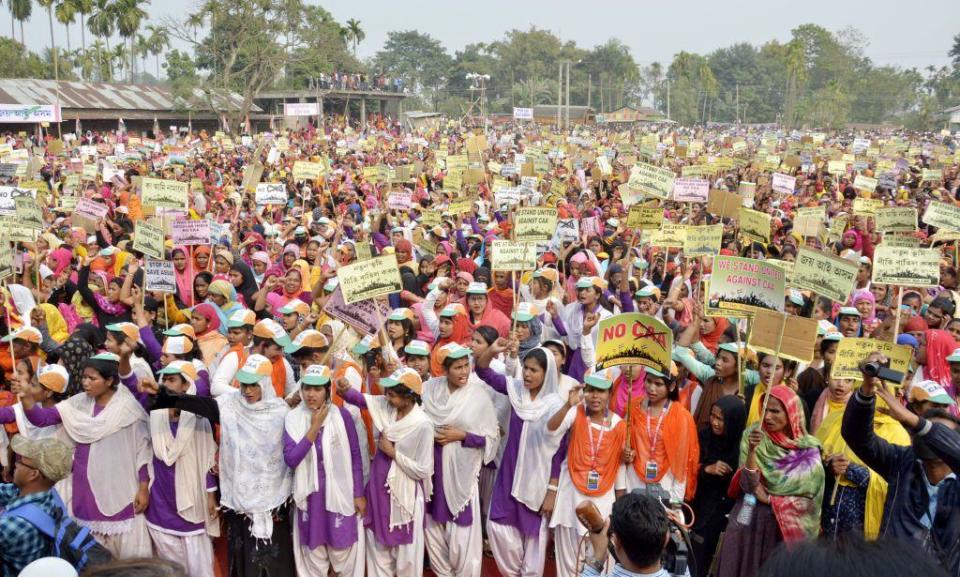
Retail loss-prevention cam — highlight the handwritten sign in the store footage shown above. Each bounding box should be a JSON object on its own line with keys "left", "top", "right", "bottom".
{"left": 883, "top": 232, "right": 921, "bottom": 248}
{"left": 875, "top": 207, "right": 917, "bottom": 233}
{"left": 922, "top": 201, "right": 960, "bottom": 232}
{"left": 141, "top": 178, "right": 188, "bottom": 209}
{"left": 388, "top": 191, "right": 412, "bottom": 211}
{"left": 853, "top": 174, "right": 878, "bottom": 193}
{"left": 683, "top": 224, "right": 723, "bottom": 258}
{"left": 255, "top": 183, "right": 287, "bottom": 206}
{"left": 133, "top": 221, "right": 165, "bottom": 259}
{"left": 336, "top": 254, "right": 402, "bottom": 304}
{"left": 322, "top": 285, "right": 392, "bottom": 335}
{"left": 626, "top": 205, "right": 662, "bottom": 229}
{"left": 792, "top": 248, "right": 858, "bottom": 302}
{"left": 491, "top": 240, "right": 537, "bottom": 271}
{"left": 628, "top": 163, "right": 675, "bottom": 199}
{"left": 672, "top": 178, "right": 709, "bottom": 203}
{"left": 292, "top": 161, "right": 324, "bottom": 181}
{"left": 771, "top": 172, "right": 796, "bottom": 195}
{"left": 596, "top": 313, "right": 672, "bottom": 374}
{"left": 853, "top": 198, "right": 882, "bottom": 216}
{"left": 709, "top": 255, "right": 785, "bottom": 313}
{"left": 171, "top": 219, "right": 211, "bottom": 246}
{"left": 74, "top": 197, "right": 109, "bottom": 220}
{"left": 144, "top": 259, "right": 176, "bottom": 293}
{"left": 514, "top": 207, "right": 557, "bottom": 242}
{"left": 831, "top": 338, "right": 912, "bottom": 382}
{"left": 872, "top": 246, "right": 940, "bottom": 287}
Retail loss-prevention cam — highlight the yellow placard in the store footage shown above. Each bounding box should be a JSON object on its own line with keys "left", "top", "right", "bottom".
{"left": 872, "top": 246, "right": 940, "bottom": 287}
{"left": 651, "top": 223, "right": 686, "bottom": 248}
{"left": 874, "top": 207, "right": 917, "bottom": 233}
{"left": 491, "top": 240, "right": 537, "bottom": 271}
{"left": 141, "top": 178, "right": 188, "bottom": 209}
{"left": 922, "top": 201, "right": 960, "bottom": 233}
{"left": 626, "top": 206, "right": 662, "bottom": 229}
{"left": 738, "top": 207, "right": 771, "bottom": 243}
{"left": 791, "top": 248, "right": 858, "bottom": 302}
{"left": 831, "top": 339, "right": 912, "bottom": 382}
{"left": 853, "top": 198, "right": 882, "bottom": 216}
{"left": 336, "top": 254, "right": 403, "bottom": 304}
{"left": 595, "top": 313, "right": 672, "bottom": 374}
{"left": 513, "top": 207, "right": 558, "bottom": 242}
{"left": 683, "top": 224, "right": 723, "bottom": 258}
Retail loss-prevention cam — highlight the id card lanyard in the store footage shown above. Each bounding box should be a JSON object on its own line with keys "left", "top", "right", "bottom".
{"left": 586, "top": 409, "right": 609, "bottom": 491}
{"left": 645, "top": 400, "right": 671, "bottom": 480}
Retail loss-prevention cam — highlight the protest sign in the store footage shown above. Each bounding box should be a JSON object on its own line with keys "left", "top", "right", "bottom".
{"left": 875, "top": 207, "right": 918, "bottom": 233}
{"left": 514, "top": 207, "right": 557, "bottom": 242}
{"left": 922, "top": 200, "right": 960, "bottom": 232}
{"left": 771, "top": 173, "right": 796, "bottom": 195}
{"left": 853, "top": 198, "right": 882, "bottom": 216}
{"left": 171, "top": 219, "right": 211, "bottom": 246}
{"left": 595, "top": 313, "right": 672, "bottom": 374}
{"left": 14, "top": 197, "right": 43, "bottom": 229}
{"left": 354, "top": 242, "right": 373, "bottom": 261}
{"left": 651, "top": 223, "right": 686, "bottom": 248}
{"left": 323, "top": 285, "right": 393, "bottom": 334}
{"left": 241, "top": 162, "right": 264, "bottom": 193}
{"left": 144, "top": 259, "right": 176, "bottom": 293}
{"left": 791, "top": 248, "right": 858, "bottom": 302}
{"left": 255, "top": 183, "right": 287, "bottom": 206}
{"left": 626, "top": 205, "right": 662, "bottom": 229}
{"left": 738, "top": 181, "right": 756, "bottom": 208}
{"left": 292, "top": 161, "right": 324, "bottom": 181}
{"left": 748, "top": 309, "right": 819, "bottom": 364}
{"left": 133, "top": 221, "right": 165, "bottom": 259}
{"left": 921, "top": 168, "right": 942, "bottom": 182}
{"left": 0, "top": 186, "right": 36, "bottom": 216}
{"left": 883, "top": 232, "right": 921, "bottom": 248}
{"left": 672, "top": 178, "right": 709, "bottom": 202}
{"left": 141, "top": 178, "right": 188, "bottom": 209}
{"left": 853, "top": 174, "right": 878, "bottom": 193}
{"left": 872, "top": 246, "right": 940, "bottom": 287}
{"left": 388, "top": 191, "right": 412, "bottom": 211}
{"left": 0, "top": 219, "right": 38, "bottom": 243}
{"left": 707, "top": 189, "right": 742, "bottom": 218}
{"left": 336, "top": 254, "right": 402, "bottom": 304}
{"left": 552, "top": 218, "right": 580, "bottom": 245}
{"left": 683, "top": 224, "right": 722, "bottom": 258}
{"left": 421, "top": 210, "right": 442, "bottom": 227}
{"left": 74, "top": 197, "right": 109, "bottom": 220}
{"left": 794, "top": 206, "right": 825, "bottom": 237}
{"left": 447, "top": 198, "right": 474, "bottom": 215}
{"left": 738, "top": 207, "right": 771, "bottom": 243}
{"left": 831, "top": 338, "right": 912, "bottom": 382}
{"left": 628, "top": 163, "right": 675, "bottom": 199}
{"left": 0, "top": 234, "right": 11, "bottom": 280}
{"left": 709, "top": 255, "right": 785, "bottom": 313}
{"left": 619, "top": 184, "right": 644, "bottom": 207}
{"left": 491, "top": 240, "right": 537, "bottom": 271}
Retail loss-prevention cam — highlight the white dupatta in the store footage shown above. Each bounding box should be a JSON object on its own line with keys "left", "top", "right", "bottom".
{"left": 422, "top": 375, "right": 499, "bottom": 516}
{"left": 57, "top": 384, "right": 151, "bottom": 518}
{"left": 284, "top": 398, "right": 355, "bottom": 517}
{"left": 150, "top": 381, "right": 220, "bottom": 536}
{"left": 217, "top": 376, "right": 291, "bottom": 540}
{"left": 365, "top": 395, "right": 433, "bottom": 529}
{"left": 506, "top": 347, "right": 565, "bottom": 511}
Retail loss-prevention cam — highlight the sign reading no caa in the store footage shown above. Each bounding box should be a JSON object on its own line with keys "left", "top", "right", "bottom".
{"left": 595, "top": 313, "right": 672, "bottom": 374}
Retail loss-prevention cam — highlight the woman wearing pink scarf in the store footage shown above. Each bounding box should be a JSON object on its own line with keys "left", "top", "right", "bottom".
{"left": 851, "top": 289, "right": 878, "bottom": 333}
{"left": 46, "top": 247, "right": 73, "bottom": 276}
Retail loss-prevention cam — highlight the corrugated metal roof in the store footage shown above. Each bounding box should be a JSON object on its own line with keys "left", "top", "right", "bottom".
{"left": 0, "top": 79, "right": 261, "bottom": 113}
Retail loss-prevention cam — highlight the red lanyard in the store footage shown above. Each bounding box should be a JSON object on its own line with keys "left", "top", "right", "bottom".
{"left": 585, "top": 409, "right": 610, "bottom": 470}
{"left": 645, "top": 401, "right": 671, "bottom": 451}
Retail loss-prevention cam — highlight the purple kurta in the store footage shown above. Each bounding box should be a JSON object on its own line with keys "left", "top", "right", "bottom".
{"left": 25, "top": 404, "right": 147, "bottom": 523}
{"left": 146, "top": 420, "right": 217, "bottom": 533}
{"left": 551, "top": 307, "right": 590, "bottom": 381}
{"left": 340, "top": 388, "right": 416, "bottom": 547}
{"left": 475, "top": 366, "right": 567, "bottom": 537}
{"left": 427, "top": 433, "right": 485, "bottom": 526}
{"left": 139, "top": 326, "right": 211, "bottom": 396}
{"left": 282, "top": 405, "right": 364, "bottom": 549}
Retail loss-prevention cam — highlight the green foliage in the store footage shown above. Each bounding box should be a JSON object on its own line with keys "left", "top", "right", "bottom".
{"left": 0, "top": 38, "right": 58, "bottom": 79}
{"left": 373, "top": 30, "right": 453, "bottom": 92}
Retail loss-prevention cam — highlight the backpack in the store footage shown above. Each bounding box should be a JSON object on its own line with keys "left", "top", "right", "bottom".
{"left": 4, "top": 494, "right": 113, "bottom": 572}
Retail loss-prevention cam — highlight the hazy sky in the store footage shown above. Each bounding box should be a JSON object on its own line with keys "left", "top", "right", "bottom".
{"left": 12, "top": 0, "right": 957, "bottom": 78}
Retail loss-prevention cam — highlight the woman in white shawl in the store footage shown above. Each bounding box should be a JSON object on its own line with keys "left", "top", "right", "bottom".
{"left": 22, "top": 353, "right": 153, "bottom": 558}
{"left": 335, "top": 366, "right": 434, "bottom": 577}
{"left": 546, "top": 276, "right": 612, "bottom": 382}
{"left": 422, "top": 343, "right": 500, "bottom": 577}
{"left": 474, "top": 340, "right": 566, "bottom": 577}
{"left": 148, "top": 354, "right": 293, "bottom": 577}
{"left": 136, "top": 360, "right": 219, "bottom": 577}
{"left": 282, "top": 364, "right": 366, "bottom": 577}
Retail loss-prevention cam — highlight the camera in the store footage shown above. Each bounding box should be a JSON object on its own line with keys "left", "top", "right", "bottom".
{"left": 860, "top": 360, "right": 905, "bottom": 385}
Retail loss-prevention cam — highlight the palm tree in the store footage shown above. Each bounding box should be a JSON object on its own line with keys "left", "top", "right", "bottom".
{"left": 37, "top": 0, "right": 61, "bottom": 82}
{"left": 345, "top": 18, "right": 363, "bottom": 56}
{"left": 88, "top": 39, "right": 108, "bottom": 79}
{"left": 87, "top": 0, "right": 114, "bottom": 80}
{"left": 144, "top": 23, "right": 167, "bottom": 79}
{"left": 55, "top": 0, "right": 77, "bottom": 53}
{"left": 114, "top": 0, "right": 148, "bottom": 83}
{"left": 73, "top": 0, "right": 93, "bottom": 79}
{"left": 10, "top": 0, "right": 31, "bottom": 47}
{"left": 73, "top": 47, "right": 94, "bottom": 79}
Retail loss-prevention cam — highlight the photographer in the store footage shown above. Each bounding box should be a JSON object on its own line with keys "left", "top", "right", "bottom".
{"left": 841, "top": 352, "right": 960, "bottom": 574}
{"left": 581, "top": 492, "right": 673, "bottom": 577}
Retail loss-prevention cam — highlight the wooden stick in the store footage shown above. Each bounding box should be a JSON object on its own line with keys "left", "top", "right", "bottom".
{"left": 319, "top": 325, "right": 347, "bottom": 367}
{"left": 624, "top": 366, "right": 634, "bottom": 451}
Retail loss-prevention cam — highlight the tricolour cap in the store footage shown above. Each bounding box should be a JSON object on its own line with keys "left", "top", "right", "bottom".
{"left": 106, "top": 322, "right": 140, "bottom": 343}
{"left": 163, "top": 323, "right": 196, "bottom": 339}
{"left": 512, "top": 302, "right": 539, "bottom": 322}
{"left": 253, "top": 319, "right": 292, "bottom": 347}
{"left": 584, "top": 368, "right": 614, "bottom": 390}
{"left": 162, "top": 335, "right": 194, "bottom": 355}
{"left": 226, "top": 309, "right": 257, "bottom": 328}
{"left": 2, "top": 326, "right": 42, "bottom": 344}
{"left": 300, "top": 364, "right": 332, "bottom": 386}
{"left": 947, "top": 348, "right": 960, "bottom": 363}
{"left": 235, "top": 354, "right": 273, "bottom": 385}
{"left": 439, "top": 303, "right": 467, "bottom": 318}
{"left": 465, "top": 282, "right": 488, "bottom": 295}
{"left": 576, "top": 276, "right": 607, "bottom": 290}
{"left": 157, "top": 360, "right": 199, "bottom": 384}
{"left": 37, "top": 364, "right": 69, "bottom": 394}
{"left": 435, "top": 342, "right": 470, "bottom": 366}
{"left": 909, "top": 380, "right": 956, "bottom": 406}
{"left": 379, "top": 367, "right": 423, "bottom": 395}
{"left": 387, "top": 308, "right": 416, "bottom": 322}
{"left": 404, "top": 339, "right": 431, "bottom": 357}
{"left": 284, "top": 329, "right": 328, "bottom": 354}
{"left": 352, "top": 334, "right": 377, "bottom": 355}
{"left": 278, "top": 299, "right": 310, "bottom": 316}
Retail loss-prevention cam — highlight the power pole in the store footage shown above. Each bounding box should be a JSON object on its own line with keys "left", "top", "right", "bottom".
{"left": 599, "top": 74, "right": 604, "bottom": 114}
{"left": 565, "top": 60, "right": 571, "bottom": 129}
{"left": 736, "top": 82, "right": 740, "bottom": 126}
{"left": 666, "top": 80, "right": 671, "bottom": 120}
{"left": 587, "top": 73, "right": 592, "bottom": 109}
{"left": 557, "top": 61, "right": 563, "bottom": 128}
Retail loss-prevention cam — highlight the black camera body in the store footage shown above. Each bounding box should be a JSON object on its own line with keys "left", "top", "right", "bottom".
{"left": 861, "top": 360, "right": 905, "bottom": 385}
{"left": 627, "top": 485, "right": 691, "bottom": 577}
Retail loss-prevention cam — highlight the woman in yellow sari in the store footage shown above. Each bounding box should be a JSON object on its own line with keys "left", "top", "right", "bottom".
{"left": 815, "top": 392, "right": 909, "bottom": 539}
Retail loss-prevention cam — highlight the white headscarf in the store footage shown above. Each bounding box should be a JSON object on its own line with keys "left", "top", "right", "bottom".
{"left": 284, "top": 389, "right": 354, "bottom": 517}
{"left": 217, "top": 374, "right": 291, "bottom": 540}
{"left": 365, "top": 394, "right": 433, "bottom": 529}
{"left": 505, "top": 347, "right": 565, "bottom": 511}
{"left": 150, "top": 378, "right": 219, "bottom": 535}
{"left": 421, "top": 373, "right": 500, "bottom": 516}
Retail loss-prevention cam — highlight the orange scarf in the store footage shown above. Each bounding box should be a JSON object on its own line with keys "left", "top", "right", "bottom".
{"left": 270, "top": 356, "right": 287, "bottom": 398}
{"left": 568, "top": 407, "right": 626, "bottom": 496}
{"left": 629, "top": 399, "right": 700, "bottom": 501}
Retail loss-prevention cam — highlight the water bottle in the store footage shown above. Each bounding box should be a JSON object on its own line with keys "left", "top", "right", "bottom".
{"left": 736, "top": 494, "right": 756, "bottom": 526}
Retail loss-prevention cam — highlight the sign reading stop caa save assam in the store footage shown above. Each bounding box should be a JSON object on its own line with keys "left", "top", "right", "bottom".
{"left": 596, "top": 313, "right": 672, "bottom": 374}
